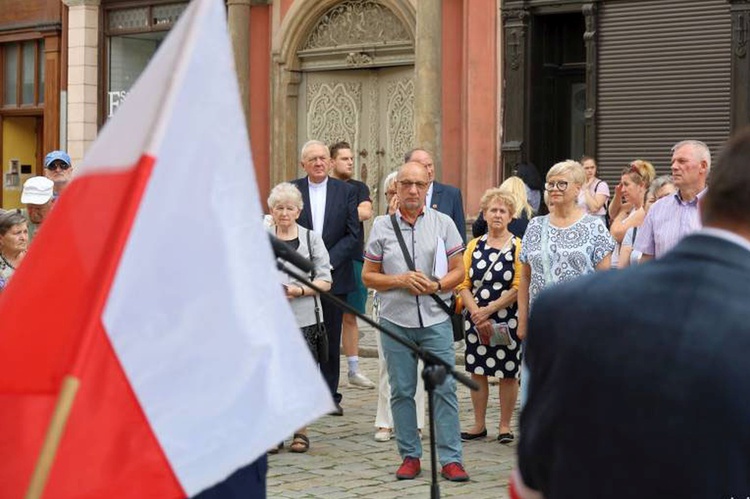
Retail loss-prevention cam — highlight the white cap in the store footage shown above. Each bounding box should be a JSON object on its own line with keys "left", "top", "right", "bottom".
{"left": 21, "top": 176, "right": 54, "bottom": 205}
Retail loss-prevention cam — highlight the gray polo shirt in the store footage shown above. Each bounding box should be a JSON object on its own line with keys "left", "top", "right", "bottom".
{"left": 364, "top": 208, "right": 464, "bottom": 328}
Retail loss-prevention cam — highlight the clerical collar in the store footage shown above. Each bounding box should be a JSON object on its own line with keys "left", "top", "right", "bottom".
{"left": 308, "top": 176, "right": 328, "bottom": 189}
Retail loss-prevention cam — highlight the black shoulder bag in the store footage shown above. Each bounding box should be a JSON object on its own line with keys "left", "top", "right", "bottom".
{"left": 389, "top": 214, "right": 464, "bottom": 342}
{"left": 302, "top": 228, "right": 328, "bottom": 363}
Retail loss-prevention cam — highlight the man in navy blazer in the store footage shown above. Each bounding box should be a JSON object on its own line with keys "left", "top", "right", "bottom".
{"left": 292, "top": 140, "right": 360, "bottom": 415}
{"left": 405, "top": 149, "right": 466, "bottom": 242}
{"left": 514, "top": 130, "right": 750, "bottom": 498}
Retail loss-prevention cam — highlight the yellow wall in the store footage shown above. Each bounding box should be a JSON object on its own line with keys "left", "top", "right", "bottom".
{"left": 2, "top": 117, "right": 38, "bottom": 210}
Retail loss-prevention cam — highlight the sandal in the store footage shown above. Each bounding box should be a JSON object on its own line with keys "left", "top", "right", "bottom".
{"left": 289, "top": 433, "right": 310, "bottom": 453}
{"left": 267, "top": 441, "right": 283, "bottom": 455}
{"left": 497, "top": 432, "right": 515, "bottom": 444}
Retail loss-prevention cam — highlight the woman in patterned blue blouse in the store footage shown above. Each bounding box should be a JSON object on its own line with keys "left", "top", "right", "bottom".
{"left": 517, "top": 160, "right": 615, "bottom": 406}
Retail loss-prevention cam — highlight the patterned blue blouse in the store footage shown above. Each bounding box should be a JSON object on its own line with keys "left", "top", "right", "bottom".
{"left": 519, "top": 214, "right": 615, "bottom": 306}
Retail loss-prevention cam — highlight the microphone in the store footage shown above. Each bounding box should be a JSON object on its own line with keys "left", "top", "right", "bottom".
{"left": 268, "top": 233, "right": 315, "bottom": 274}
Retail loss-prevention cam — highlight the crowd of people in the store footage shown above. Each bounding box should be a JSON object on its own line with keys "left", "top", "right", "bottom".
{"left": 263, "top": 136, "right": 718, "bottom": 484}
{"left": 4, "top": 135, "right": 732, "bottom": 490}
{"left": 0, "top": 150, "right": 72, "bottom": 292}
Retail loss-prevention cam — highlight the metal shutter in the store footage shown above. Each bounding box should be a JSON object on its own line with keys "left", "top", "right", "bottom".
{"left": 597, "top": 0, "right": 731, "bottom": 188}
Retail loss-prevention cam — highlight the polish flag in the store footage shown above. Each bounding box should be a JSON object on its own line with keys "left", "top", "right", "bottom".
{"left": 0, "top": 0, "right": 333, "bottom": 496}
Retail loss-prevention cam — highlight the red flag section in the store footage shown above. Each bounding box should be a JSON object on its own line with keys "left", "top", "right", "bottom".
{"left": 0, "top": 156, "right": 183, "bottom": 498}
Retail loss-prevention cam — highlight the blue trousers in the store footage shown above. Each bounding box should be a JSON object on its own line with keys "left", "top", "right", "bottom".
{"left": 380, "top": 318, "right": 463, "bottom": 466}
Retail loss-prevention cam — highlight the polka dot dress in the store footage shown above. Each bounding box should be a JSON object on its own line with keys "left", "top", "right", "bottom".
{"left": 464, "top": 235, "right": 522, "bottom": 378}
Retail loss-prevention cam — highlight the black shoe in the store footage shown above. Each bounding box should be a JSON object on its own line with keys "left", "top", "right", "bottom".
{"left": 460, "top": 428, "right": 487, "bottom": 441}
{"left": 329, "top": 403, "right": 344, "bottom": 416}
{"left": 497, "top": 432, "right": 515, "bottom": 444}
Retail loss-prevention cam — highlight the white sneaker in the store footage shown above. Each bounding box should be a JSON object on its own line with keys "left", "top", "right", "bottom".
{"left": 348, "top": 372, "right": 375, "bottom": 389}
{"left": 374, "top": 428, "right": 392, "bottom": 442}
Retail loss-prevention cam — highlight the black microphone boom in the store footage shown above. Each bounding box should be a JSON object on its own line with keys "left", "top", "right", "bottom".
{"left": 268, "top": 233, "right": 315, "bottom": 274}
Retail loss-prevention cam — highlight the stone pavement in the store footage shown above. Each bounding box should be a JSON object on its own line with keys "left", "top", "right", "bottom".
{"left": 267, "top": 318, "right": 518, "bottom": 498}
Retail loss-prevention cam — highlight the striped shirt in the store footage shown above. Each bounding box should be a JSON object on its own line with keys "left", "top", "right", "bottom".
{"left": 364, "top": 208, "right": 464, "bottom": 328}
{"left": 634, "top": 188, "right": 707, "bottom": 258}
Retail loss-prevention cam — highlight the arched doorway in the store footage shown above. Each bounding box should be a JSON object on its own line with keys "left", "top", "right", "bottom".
{"left": 271, "top": 0, "right": 416, "bottom": 215}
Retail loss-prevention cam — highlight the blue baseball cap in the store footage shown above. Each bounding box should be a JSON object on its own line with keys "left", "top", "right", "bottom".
{"left": 44, "top": 150, "right": 71, "bottom": 168}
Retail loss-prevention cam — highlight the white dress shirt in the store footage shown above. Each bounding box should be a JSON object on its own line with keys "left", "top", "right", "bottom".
{"left": 308, "top": 176, "right": 328, "bottom": 235}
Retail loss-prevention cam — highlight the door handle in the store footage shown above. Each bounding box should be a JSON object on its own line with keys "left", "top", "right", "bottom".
{"left": 359, "top": 149, "right": 368, "bottom": 158}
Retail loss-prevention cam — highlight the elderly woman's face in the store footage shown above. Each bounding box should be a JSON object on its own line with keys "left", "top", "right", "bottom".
{"left": 271, "top": 200, "right": 301, "bottom": 229}
{"left": 545, "top": 173, "right": 580, "bottom": 207}
{"left": 484, "top": 199, "right": 512, "bottom": 233}
{"left": 0, "top": 223, "right": 28, "bottom": 254}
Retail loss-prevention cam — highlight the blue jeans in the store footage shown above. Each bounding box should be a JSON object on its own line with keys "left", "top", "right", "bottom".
{"left": 380, "top": 318, "right": 463, "bottom": 466}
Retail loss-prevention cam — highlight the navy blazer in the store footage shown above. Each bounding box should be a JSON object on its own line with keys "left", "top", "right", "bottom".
{"left": 519, "top": 233, "right": 750, "bottom": 498}
{"left": 292, "top": 176, "right": 360, "bottom": 295}
{"left": 430, "top": 181, "right": 466, "bottom": 243}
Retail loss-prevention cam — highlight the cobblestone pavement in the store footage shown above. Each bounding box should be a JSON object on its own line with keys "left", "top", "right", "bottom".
{"left": 267, "top": 319, "right": 517, "bottom": 498}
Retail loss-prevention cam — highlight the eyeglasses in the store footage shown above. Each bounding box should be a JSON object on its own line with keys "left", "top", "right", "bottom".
{"left": 398, "top": 180, "right": 428, "bottom": 190}
{"left": 46, "top": 162, "right": 71, "bottom": 171}
{"left": 545, "top": 181, "right": 569, "bottom": 192}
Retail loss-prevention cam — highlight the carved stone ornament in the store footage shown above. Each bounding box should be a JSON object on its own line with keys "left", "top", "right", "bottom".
{"left": 306, "top": 82, "right": 361, "bottom": 152}
{"left": 346, "top": 52, "right": 373, "bottom": 67}
{"left": 507, "top": 28, "right": 524, "bottom": 71}
{"left": 736, "top": 13, "right": 749, "bottom": 59}
{"left": 303, "top": 0, "right": 410, "bottom": 50}
{"left": 501, "top": 8, "right": 529, "bottom": 22}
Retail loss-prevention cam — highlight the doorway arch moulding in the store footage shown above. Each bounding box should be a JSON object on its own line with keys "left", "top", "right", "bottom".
{"left": 270, "top": 0, "right": 416, "bottom": 185}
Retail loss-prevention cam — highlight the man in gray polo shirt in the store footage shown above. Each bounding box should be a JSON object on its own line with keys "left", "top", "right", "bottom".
{"left": 362, "top": 161, "right": 468, "bottom": 482}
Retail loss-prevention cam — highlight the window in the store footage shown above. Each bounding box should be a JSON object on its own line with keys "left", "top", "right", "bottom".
{"left": 1, "top": 40, "right": 45, "bottom": 108}
{"left": 105, "top": 2, "right": 187, "bottom": 118}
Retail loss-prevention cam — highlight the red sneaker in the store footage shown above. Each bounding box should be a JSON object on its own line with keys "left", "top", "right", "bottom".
{"left": 396, "top": 457, "right": 421, "bottom": 480}
{"left": 440, "top": 462, "right": 470, "bottom": 482}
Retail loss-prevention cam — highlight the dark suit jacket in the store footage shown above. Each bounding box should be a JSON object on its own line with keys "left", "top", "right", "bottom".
{"left": 430, "top": 181, "right": 466, "bottom": 243}
{"left": 519, "top": 233, "right": 750, "bottom": 498}
{"left": 292, "top": 176, "right": 360, "bottom": 295}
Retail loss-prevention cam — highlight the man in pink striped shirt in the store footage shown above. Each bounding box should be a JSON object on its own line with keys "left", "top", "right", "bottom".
{"left": 634, "top": 140, "right": 710, "bottom": 260}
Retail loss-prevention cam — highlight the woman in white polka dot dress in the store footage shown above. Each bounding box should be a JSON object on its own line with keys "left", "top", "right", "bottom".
{"left": 457, "top": 188, "right": 523, "bottom": 444}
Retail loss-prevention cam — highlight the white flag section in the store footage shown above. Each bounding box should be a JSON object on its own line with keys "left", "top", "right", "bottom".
{"left": 90, "top": 0, "right": 332, "bottom": 494}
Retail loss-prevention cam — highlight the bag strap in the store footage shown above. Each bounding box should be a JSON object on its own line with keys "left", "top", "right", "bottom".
{"left": 389, "top": 214, "right": 454, "bottom": 316}
{"left": 306, "top": 228, "right": 323, "bottom": 325}
{"left": 471, "top": 236, "right": 510, "bottom": 299}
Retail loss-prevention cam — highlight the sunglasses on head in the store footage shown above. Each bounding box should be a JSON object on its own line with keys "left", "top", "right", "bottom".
{"left": 46, "top": 162, "right": 71, "bottom": 171}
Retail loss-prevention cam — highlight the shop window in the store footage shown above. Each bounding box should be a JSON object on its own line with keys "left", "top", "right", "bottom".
{"left": 1, "top": 40, "right": 45, "bottom": 108}
{"left": 105, "top": 2, "right": 187, "bottom": 118}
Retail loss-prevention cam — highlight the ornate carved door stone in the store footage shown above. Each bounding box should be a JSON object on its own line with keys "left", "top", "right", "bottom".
{"left": 299, "top": 66, "right": 414, "bottom": 217}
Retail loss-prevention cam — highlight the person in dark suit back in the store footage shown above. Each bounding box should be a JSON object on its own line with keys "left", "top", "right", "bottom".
{"left": 514, "top": 129, "right": 750, "bottom": 498}
{"left": 292, "top": 140, "right": 360, "bottom": 415}
{"left": 405, "top": 148, "right": 466, "bottom": 242}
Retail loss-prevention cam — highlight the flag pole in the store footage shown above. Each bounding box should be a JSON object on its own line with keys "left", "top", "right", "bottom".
{"left": 25, "top": 375, "right": 80, "bottom": 499}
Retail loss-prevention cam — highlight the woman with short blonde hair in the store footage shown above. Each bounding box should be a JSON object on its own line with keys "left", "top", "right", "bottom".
{"left": 459, "top": 187, "right": 523, "bottom": 444}
{"left": 517, "top": 160, "right": 615, "bottom": 405}
{"left": 472, "top": 177, "right": 533, "bottom": 239}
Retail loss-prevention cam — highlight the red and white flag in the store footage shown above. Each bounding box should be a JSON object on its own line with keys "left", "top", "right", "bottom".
{"left": 0, "top": 0, "right": 333, "bottom": 496}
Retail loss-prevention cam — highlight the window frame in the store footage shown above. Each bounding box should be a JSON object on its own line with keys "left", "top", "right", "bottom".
{"left": 0, "top": 39, "right": 45, "bottom": 111}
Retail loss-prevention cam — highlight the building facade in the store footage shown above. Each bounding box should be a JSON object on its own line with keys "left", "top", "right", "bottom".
{"left": 1, "top": 0, "right": 501, "bottom": 221}
{"left": 2, "top": 0, "right": 746, "bottom": 219}
{"left": 0, "top": 0, "right": 64, "bottom": 208}
{"left": 501, "top": 0, "right": 745, "bottom": 186}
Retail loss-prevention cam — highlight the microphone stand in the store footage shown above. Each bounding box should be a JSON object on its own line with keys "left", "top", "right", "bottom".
{"left": 275, "top": 259, "right": 478, "bottom": 499}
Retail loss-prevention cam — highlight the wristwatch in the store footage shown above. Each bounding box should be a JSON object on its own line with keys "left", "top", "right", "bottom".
{"left": 436, "top": 280, "right": 442, "bottom": 292}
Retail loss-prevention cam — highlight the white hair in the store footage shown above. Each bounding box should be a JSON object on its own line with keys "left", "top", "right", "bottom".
{"left": 383, "top": 171, "right": 398, "bottom": 192}
{"left": 300, "top": 140, "right": 328, "bottom": 161}
{"left": 267, "top": 182, "right": 304, "bottom": 211}
{"left": 672, "top": 140, "right": 711, "bottom": 171}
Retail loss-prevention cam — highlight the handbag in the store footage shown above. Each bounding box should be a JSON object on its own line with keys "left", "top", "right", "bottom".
{"left": 305, "top": 228, "right": 329, "bottom": 363}
{"left": 389, "top": 214, "right": 465, "bottom": 342}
